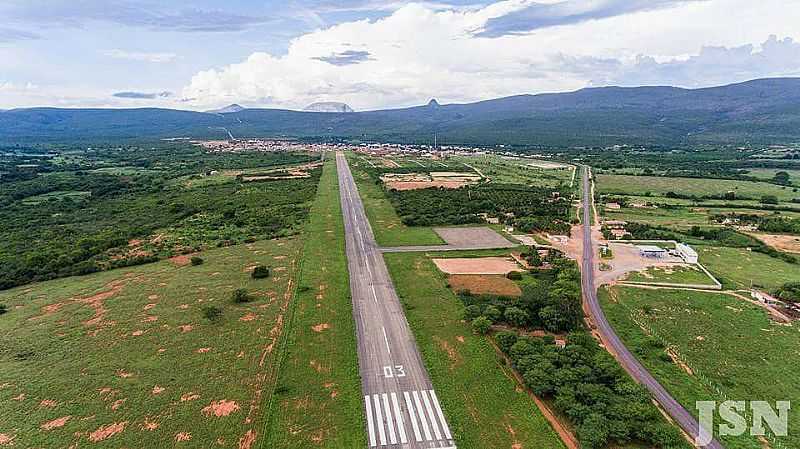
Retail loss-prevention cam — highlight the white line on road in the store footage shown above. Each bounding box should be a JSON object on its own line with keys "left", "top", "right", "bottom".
{"left": 372, "top": 394, "right": 387, "bottom": 445}
{"left": 364, "top": 395, "right": 377, "bottom": 447}
{"left": 429, "top": 390, "right": 453, "bottom": 440}
{"left": 412, "top": 390, "right": 433, "bottom": 441}
{"left": 404, "top": 391, "right": 423, "bottom": 442}
{"left": 382, "top": 393, "right": 397, "bottom": 444}
{"left": 382, "top": 327, "right": 392, "bottom": 356}
{"left": 391, "top": 392, "right": 408, "bottom": 444}
{"left": 421, "top": 390, "right": 443, "bottom": 440}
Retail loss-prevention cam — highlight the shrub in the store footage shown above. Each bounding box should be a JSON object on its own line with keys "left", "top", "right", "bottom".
{"left": 0, "top": 304, "right": 7, "bottom": 315}
{"left": 484, "top": 305, "right": 502, "bottom": 322}
{"left": 190, "top": 256, "right": 204, "bottom": 266}
{"left": 504, "top": 306, "right": 530, "bottom": 327}
{"left": 251, "top": 265, "right": 270, "bottom": 279}
{"left": 232, "top": 288, "right": 251, "bottom": 303}
{"left": 464, "top": 304, "right": 482, "bottom": 320}
{"left": 506, "top": 271, "right": 523, "bottom": 280}
{"left": 495, "top": 330, "right": 518, "bottom": 353}
{"left": 202, "top": 305, "right": 222, "bottom": 322}
{"left": 472, "top": 316, "right": 492, "bottom": 335}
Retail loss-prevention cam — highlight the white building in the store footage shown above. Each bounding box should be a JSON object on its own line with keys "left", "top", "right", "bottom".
{"left": 638, "top": 245, "right": 667, "bottom": 258}
{"left": 676, "top": 243, "right": 699, "bottom": 264}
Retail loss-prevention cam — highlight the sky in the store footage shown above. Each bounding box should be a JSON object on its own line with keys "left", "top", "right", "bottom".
{"left": 1, "top": 0, "right": 799, "bottom": 111}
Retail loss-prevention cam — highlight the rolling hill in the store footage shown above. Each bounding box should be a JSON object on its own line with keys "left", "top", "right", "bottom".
{"left": 2, "top": 78, "right": 800, "bottom": 146}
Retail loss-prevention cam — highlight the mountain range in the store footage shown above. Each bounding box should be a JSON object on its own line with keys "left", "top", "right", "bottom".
{"left": 2, "top": 78, "right": 800, "bottom": 146}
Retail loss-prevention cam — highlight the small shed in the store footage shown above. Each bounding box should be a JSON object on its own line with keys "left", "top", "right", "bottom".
{"left": 638, "top": 245, "right": 667, "bottom": 258}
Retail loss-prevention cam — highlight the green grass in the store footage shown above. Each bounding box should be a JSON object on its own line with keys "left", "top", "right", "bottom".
{"left": 597, "top": 174, "right": 798, "bottom": 202}
{"left": 623, "top": 265, "right": 718, "bottom": 286}
{"left": 0, "top": 239, "right": 301, "bottom": 447}
{"left": 600, "top": 285, "right": 800, "bottom": 449}
{"left": 348, "top": 156, "right": 444, "bottom": 246}
{"left": 698, "top": 245, "right": 800, "bottom": 289}
{"left": 451, "top": 155, "right": 574, "bottom": 188}
{"left": 384, "top": 252, "right": 566, "bottom": 449}
{"left": 264, "top": 158, "right": 364, "bottom": 448}
{"left": 21, "top": 190, "right": 92, "bottom": 205}
{"left": 746, "top": 168, "right": 800, "bottom": 186}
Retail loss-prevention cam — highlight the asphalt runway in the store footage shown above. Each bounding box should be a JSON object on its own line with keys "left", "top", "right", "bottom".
{"left": 579, "top": 167, "right": 723, "bottom": 449}
{"left": 336, "top": 152, "right": 457, "bottom": 449}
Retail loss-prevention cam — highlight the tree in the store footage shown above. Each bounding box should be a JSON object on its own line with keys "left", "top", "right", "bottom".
{"left": 0, "top": 304, "right": 7, "bottom": 315}
{"left": 494, "top": 330, "right": 518, "bottom": 353}
{"left": 464, "top": 304, "right": 482, "bottom": 320}
{"left": 504, "top": 306, "right": 530, "bottom": 327}
{"left": 774, "top": 171, "right": 791, "bottom": 186}
{"left": 232, "top": 288, "right": 250, "bottom": 303}
{"left": 190, "top": 256, "right": 204, "bottom": 266}
{"left": 251, "top": 265, "right": 270, "bottom": 279}
{"left": 202, "top": 305, "right": 222, "bottom": 322}
{"left": 528, "top": 247, "right": 542, "bottom": 267}
{"left": 577, "top": 413, "right": 611, "bottom": 449}
{"left": 484, "top": 305, "right": 502, "bottom": 322}
{"left": 472, "top": 316, "right": 492, "bottom": 335}
{"left": 761, "top": 195, "right": 779, "bottom": 205}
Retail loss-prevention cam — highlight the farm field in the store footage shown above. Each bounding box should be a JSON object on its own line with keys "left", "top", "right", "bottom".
{"left": 698, "top": 245, "right": 800, "bottom": 289}
{"left": 745, "top": 168, "right": 800, "bottom": 185}
{"left": 263, "top": 158, "right": 365, "bottom": 447}
{"left": 600, "top": 285, "right": 800, "bottom": 449}
{"left": 384, "top": 251, "right": 566, "bottom": 449}
{"left": 0, "top": 238, "right": 301, "bottom": 448}
{"left": 450, "top": 155, "right": 574, "bottom": 188}
{"left": 597, "top": 174, "right": 798, "bottom": 202}
{"left": 347, "top": 155, "right": 444, "bottom": 246}
{"left": 623, "top": 265, "right": 718, "bottom": 286}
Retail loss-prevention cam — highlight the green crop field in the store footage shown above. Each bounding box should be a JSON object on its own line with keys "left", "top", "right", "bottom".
{"left": 451, "top": 155, "right": 574, "bottom": 188}
{"left": 600, "top": 285, "right": 800, "bottom": 449}
{"left": 264, "top": 158, "right": 365, "bottom": 448}
{"left": 347, "top": 155, "right": 444, "bottom": 246}
{"left": 597, "top": 174, "right": 798, "bottom": 202}
{"left": 698, "top": 245, "right": 800, "bottom": 289}
{"left": 0, "top": 238, "right": 301, "bottom": 448}
{"left": 623, "top": 265, "right": 718, "bottom": 286}
{"left": 384, "top": 251, "right": 566, "bottom": 449}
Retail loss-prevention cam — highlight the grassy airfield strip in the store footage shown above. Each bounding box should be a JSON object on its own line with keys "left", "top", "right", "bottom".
{"left": 0, "top": 239, "right": 301, "bottom": 448}
{"left": 601, "top": 286, "right": 800, "bottom": 449}
{"left": 264, "top": 158, "right": 364, "bottom": 448}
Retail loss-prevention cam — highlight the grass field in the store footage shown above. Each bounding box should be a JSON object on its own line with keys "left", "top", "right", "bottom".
{"left": 623, "top": 265, "right": 718, "bottom": 286}
{"left": 698, "top": 245, "right": 800, "bottom": 289}
{"left": 451, "top": 155, "right": 574, "bottom": 188}
{"left": 600, "top": 285, "right": 800, "bottom": 449}
{"left": 597, "top": 174, "right": 798, "bottom": 202}
{"left": 746, "top": 168, "right": 800, "bottom": 186}
{"left": 348, "top": 155, "right": 444, "bottom": 246}
{"left": 0, "top": 238, "right": 301, "bottom": 448}
{"left": 264, "top": 157, "right": 365, "bottom": 448}
{"left": 384, "top": 251, "right": 566, "bottom": 449}
{"left": 605, "top": 205, "right": 800, "bottom": 229}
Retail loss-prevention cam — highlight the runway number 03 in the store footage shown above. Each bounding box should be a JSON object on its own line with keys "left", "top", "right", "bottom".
{"left": 383, "top": 365, "right": 406, "bottom": 378}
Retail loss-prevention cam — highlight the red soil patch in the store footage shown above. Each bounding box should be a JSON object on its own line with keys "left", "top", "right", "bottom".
{"left": 41, "top": 415, "right": 71, "bottom": 430}
{"left": 142, "top": 315, "right": 158, "bottom": 323}
{"left": 152, "top": 385, "right": 165, "bottom": 395}
{"left": 40, "top": 399, "right": 58, "bottom": 408}
{"left": 433, "top": 257, "right": 523, "bottom": 275}
{"left": 311, "top": 323, "right": 331, "bottom": 332}
{"left": 448, "top": 274, "right": 522, "bottom": 297}
{"left": 240, "top": 313, "right": 257, "bottom": 322}
{"left": 12, "top": 393, "right": 25, "bottom": 401}
{"left": 88, "top": 421, "right": 127, "bottom": 442}
{"left": 110, "top": 398, "right": 126, "bottom": 411}
{"left": 131, "top": 330, "right": 144, "bottom": 336}
{"left": 144, "top": 303, "right": 157, "bottom": 310}
{"left": 178, "top": 324, "right": 194, "bottom": 333}
{"left": 181, "top": 392, "right": 200, "bottom": 402}
{"left": 196, "top": 347, "right": 212, "bottom": 353}
{"left": 175, "top": 432, "right": 192, "bottom": 442}
{"left": 456, "top": 335, "right": 465, "bottom": 343}
{"left": 116, "top": 370, "right": 134, "bottom": 378}
{"left": 385, "top": 180, "right": 471, "bottom": 191}
{"left": 77, "top": 277, "right": 133, "bottom": 326}
{"left": 0, "top": 434, "right": 15, "bottom": 446}
{"left": 238, "top": 430, "right": 256, "bottom": 449}
{"left": 141, "top": 417, "right": 159, "bottom": 431}
{"left": 148, "top": 294, "right": 159, "bottom": 300}
{"left": 177, "top": 304, "right": 190, "bottom": 310}
{"left": 202, "top": 400, "right": 241, "bottom": 417}
{"left": 169, "top": 254, "right": 194, "bottom": 266}
{"left": 29, "top": 302, "right": 64, "bottom": 320}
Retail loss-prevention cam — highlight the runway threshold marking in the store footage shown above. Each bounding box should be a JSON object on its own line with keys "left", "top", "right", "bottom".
{"left": 365, "top": 395, "right": 377, "bottom": 447}
{"left": 404, "top": 391, "right": 423, "bottom": 442}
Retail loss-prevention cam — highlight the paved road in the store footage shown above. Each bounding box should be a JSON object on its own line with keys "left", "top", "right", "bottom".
{"left": 380, "top": 243, "right": 516, "bottom": 253}
{"left": 579, "top": 167, "right": 722, "bottom": 449}
{"left": 337, "top": 152, "right": 457, "bottom": 449}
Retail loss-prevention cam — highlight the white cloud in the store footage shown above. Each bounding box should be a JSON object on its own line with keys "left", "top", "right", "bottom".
{"left": 103, "top": 49, "right": 177, "bottom": 63}
{"left": 180, "top": 0, "right": 800, "bottom": 111}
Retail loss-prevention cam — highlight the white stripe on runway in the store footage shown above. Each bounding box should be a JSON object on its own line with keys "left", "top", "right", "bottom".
{"left": 391, "top": 392, "right": 408, "bottom": 444}
{"left": 429, "top": 390, "right": 453, "bottom": 440}
{"left": 382, "top": 393, "right": 397, "bottom": 444}
{"left": 404, "top": 391, "right": 423, "bottom": 442}
{"left": 373, "top": 394, "right": 386, "bottom": 446}
{"left": 421, "top": 390, "right": 442, "bottom": 440}
{"left": 364, "top": 395, "right": 377, "bottom": 447}
{"left": 412, "top": 390, "right": 433, "bottom": 441}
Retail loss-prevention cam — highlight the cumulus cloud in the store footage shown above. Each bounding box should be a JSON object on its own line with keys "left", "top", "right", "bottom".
{"left": 312, "top": 50, "right": 373, "bottom": 66}
{"left": 103, "top": 49, "right": 177, "bottom": 63}
{"left": 113, "top": 91, "right": 173, "bottom": 99}
{"left": 477, "top": 0, "right": 706, "bottom": 37}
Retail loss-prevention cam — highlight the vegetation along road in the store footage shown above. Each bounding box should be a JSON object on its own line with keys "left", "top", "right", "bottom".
{"left": 579, "top": 167, "right": 724, "bottom": 449}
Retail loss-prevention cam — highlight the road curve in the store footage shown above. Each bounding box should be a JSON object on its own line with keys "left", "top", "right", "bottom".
{"left": 579, "top": 167, "right": 723, "bottom": 449}
{"left": 337, "top": 152, "right": 456, "bottom": 449}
